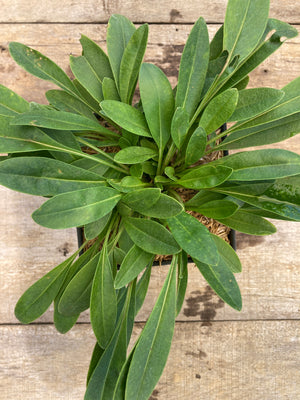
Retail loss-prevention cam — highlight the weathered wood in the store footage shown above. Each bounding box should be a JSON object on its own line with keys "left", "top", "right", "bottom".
{"left": 1, "top": 186, "right": 299, "bottom": 324}
{"left": 0, "top": 0, "right": 298, "bottom": 23}
{"left": 0, "top": 24, "right": 299, "bottom": 104}
{"left": 1, "top": 322, "right": 299, "bottom": 399}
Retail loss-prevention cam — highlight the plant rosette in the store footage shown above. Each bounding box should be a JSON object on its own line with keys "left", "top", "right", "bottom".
{"left": 1, "top": 0, "right": 300, "bottom": 398}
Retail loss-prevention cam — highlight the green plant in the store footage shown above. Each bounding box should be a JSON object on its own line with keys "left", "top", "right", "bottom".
{"left": 1, "top": 0, "right": 299, "bottom": 398}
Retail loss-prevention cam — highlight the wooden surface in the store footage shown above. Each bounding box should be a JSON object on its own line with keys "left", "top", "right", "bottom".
{"left": 0, "top": 1, "right": 300, "bottom": 398}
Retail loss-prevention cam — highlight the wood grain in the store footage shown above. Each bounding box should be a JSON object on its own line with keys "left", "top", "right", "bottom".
{"left": 0, "top": 0, "right": 299, "bottom": 23}
{"left": 0, "top": 24, "right": 299, "bottom": 104}
{"left": 1, "top": 322, "right": 299, "bottom": 399}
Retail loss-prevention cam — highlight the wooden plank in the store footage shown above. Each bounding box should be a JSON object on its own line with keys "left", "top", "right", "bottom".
{"left": 0, "top": 24, "right": 299, "bottom": 104}
{"left": 1, "top": 186, "right": 299, "bottom": 324}
{"left": 1, "top": 322, "right": 299, "bottom": 399}
{"left": 0, "top": 0, "right": 299, "bottom": 23}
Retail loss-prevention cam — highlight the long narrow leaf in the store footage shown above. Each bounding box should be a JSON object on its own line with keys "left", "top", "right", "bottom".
{"left": 70, "top": 55, "right": 104, "bottom": 103}
{"left": 9, "top": 42, "right": 78, "bottom": 96}
{"left": 101, "top": 100, "right": 151, "bottom": 137}
{"left": 12, "top": 107, "right": 111, "bottom": 135}
{"left": 0, "top": 157, "right": 105, "bottom": 196}
{"left": 119, "top": 24, "right": 149, "bottom": 104}
{"left": 80, "top": 34, "right": 114, "bottom": 81}
{"left": 213, "top": 149, "right": 300, "bottom": 180}
{"left": 90, "top": 246, "right": 117, "bottom": 348}
{"left": 139, "top": 63, "right": 174, "bottom": 151}
{"left": 176, "top": 17, "right": 209, "bottom": 119}
{"left": 0, "top": 84, "right": 29, "bottom": 116}
{"left": 167, "top": 211, "right": 219, "bottom": 265}
{"left": 115, "top": 245, "right": 153, "bottom": 289}
{"left": 125, "top": 257, "right": 177, "bottom": 400}
{"left": 107, "top": 14, "right": 136, "bottom": 88}
{"left": 32, "top": 187, "right": 121, "bottom": 229}
{"left": 223, "top": 0, "right": 270, "bottom": 61}
{"left": 15, "top": 253, "right": 76, "bottom": 323}
{"left": 193, "top": 257, "right": 242, "bottom": 311}
{"left": 124, "top": 217, "right": 181, "bottom": 255}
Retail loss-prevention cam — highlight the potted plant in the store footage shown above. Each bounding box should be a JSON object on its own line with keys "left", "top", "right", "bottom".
{"left": 0, "top": 0, "right": 299, "bottom": 398}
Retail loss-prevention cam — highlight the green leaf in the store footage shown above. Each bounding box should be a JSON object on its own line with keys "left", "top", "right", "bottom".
{"left": 101, "top": 100, "right": 151, "bottom": 137}
{"left": 221, "top": 18, "right": 298, "bottom": 92}
{"left": 0, "top": 116, "right": 72, "bottom": 154}
{"left": 53, "top": 302, "right": 79, "bottom": 334}
{"left": 107, "top": 14, "right": 136, "bottom": 88}
{"left": 176, "top": 251, "right": 188, "bottom": 316}
{"left": 193, "top": 258, "right": 242, "bottom": 311}
{"left": 213, "top": 181, "right": 300, "bottom": 221}
{"left": 80, "top": 34, "right": 114, "bottom": 81}
{"left": 171, "top": 107, "right": 189, "bottom": 149}
{"left": 119, "top": 24, "right": 149, "bottom": 104}
{"left": 15, "top": 254, "right": 76, "bottom": 324}
{"left": 135, "top": 265, "right": 152, "bottom": 316}
{"left": 265, "top": 176, "right": 300, "bottom": 205}
{"left": 125, "top": 257, "right": 177, "bottom": 400}
{"left": 46, "top": 89, "right": 98, "bottom": 121}
{"left": 228, "top": 88, "right": 284, "bottom": 122}
{"left": 218, "top": 209, "right": 276, "bottom": 235}
{"left": 129, "top": 163, "right": 143, "bottom": 178}
{"left": 185, "top": 190, "right": 225, "bottom": 208}
{"left": 214, "top": 149, "right": 300, "bottom": 180}
{"left": 124, "top": 217, "right": 181, "bottom": 255}
{"left": 231, "top": 77, "right": 300, "bottom": 131}
{"left": 139, "top": 63, "right": 174, "bottom": 150}
{"left": 114, "top": 146, "right": 157, "bottom": 164}
{"left": 90, "top": 246, "right": 117, "bottom": 347}
{"left": 223, "top": 0, "right": 270, "bottom": 61}
{"left": 73, "top": 78, "right": 101, "bottom": 112}
{"left": 167, "top": 211, "right": 218, "bottom": 265}
{"left": 233, "top": 75, "right": 249, "bottom": 90}
{"left": 199, "top": 89, "right": 238, "bottom": 135}
{"left": 121, "top": 188, "right": 161, "bottom": 212}
{"left": 0, "top": 84, "right": 29, "bottom": 116}
{"left": 176, "top": 17, "right": 209, "bottom": 119}
{"left": 188, "top": 199, "right": 239, "bottom": 219}
{"left": 209, "top": 25, "right": 224, "bottom": 61}
{"left": 113, "top": 346, "right": 136, "bottom": 400}
{"left": 218, "top": 112, "right": 300, "bottom": 149}
{"left": 53, "top": 243, "right": 101, "bottom": 334}
{"left": 85, "top": 282, "right": 135, "bottom": 400}
{"left": 115, "top": 245, "right": 153, "bottom": 289}
{"left": 86, "top": 343, "right": 105, "bottom": 386}
{"left": 102, "top": 77, "right": 121, "bottom": 101}
{"left": 9, "top": 42, "right": 78, "bottom": 96}
{"left": 110, "top": 176, "right": 150, "bottom": 193}
{"left": 70, "top": 55, "right": 103, "bottom": 103}
{"left": 137, "top": 194, "right": 184, "bottom": 218}
{"left": 211, "top": 234, "right": 242, "bottom": 273}
{"left": 84, "top": 212, "right": 112, "bottom": 240}
{"left": 185, "top": 126, "right": 207, "bottom": 166}
{"left": 58, "top": 252, "right": 101, "bottom": 316}
{"left": 177, "top": 165, "right": 233, "bottom": 189}
{"left": 11, "top": 107, "right": 111, "bottom": 135}
{"left": 0, "top": 157, "right": 105, "bottom": 196}
{"left": 32, "top": 186, "right": 121, "bottom": 229}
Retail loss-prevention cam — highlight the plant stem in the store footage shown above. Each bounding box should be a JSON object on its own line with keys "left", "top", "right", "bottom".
{"left": 161, "top": 143, "right": 177, "bottom": 171}
{"left": 77, "top": 137, "right": 129, "bottom": 173}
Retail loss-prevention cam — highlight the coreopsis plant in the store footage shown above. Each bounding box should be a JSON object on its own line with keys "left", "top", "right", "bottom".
{"left": 0, "top": 0, "right": 299, "bottom": 398}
